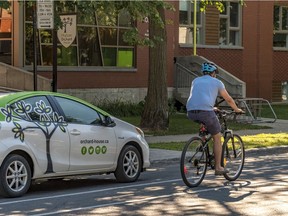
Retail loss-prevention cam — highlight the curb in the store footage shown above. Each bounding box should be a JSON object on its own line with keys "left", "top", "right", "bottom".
{"left": 150, "top": 146, "right": 288, "bottom": 165}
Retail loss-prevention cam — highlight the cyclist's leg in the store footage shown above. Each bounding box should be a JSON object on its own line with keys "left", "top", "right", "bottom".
{"left": 212, "top": 132, "right": 224, "bottom": 172}
{"left": 200, "top": 112, "right": 227, "bottom": 174}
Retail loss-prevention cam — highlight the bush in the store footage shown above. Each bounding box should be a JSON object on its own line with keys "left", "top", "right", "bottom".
{"left": 94, "top": 98, "right": 181, "bottom": 118}
{"left": 94, "top": 99, "right": 145, "bottom": 117}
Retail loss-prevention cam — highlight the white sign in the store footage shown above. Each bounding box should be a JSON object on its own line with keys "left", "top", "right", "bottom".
{"left": 57, "top": 14, "right": 77, "bottom": 48}
{"left": 37, "top": 0, "right": 54, "bottom": 29}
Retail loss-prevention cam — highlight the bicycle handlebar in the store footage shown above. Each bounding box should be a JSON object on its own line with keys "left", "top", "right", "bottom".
{"left": 215, "top": 109, "right": 245, "bottom": 117}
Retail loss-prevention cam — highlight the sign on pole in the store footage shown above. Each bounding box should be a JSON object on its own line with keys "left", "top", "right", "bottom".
{"left": 37, "top": 0, "right": 54, "bottom": 29}
{"left": 57, "top": 14, "right": 77, "bottom": 48}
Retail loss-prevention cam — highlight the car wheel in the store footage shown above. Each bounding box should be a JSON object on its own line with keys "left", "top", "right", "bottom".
{"left": 0, "top": 154, "right": 32, "bottom": 198}
{"left": 114, "top": 145, "right": 142, "bottom": 183}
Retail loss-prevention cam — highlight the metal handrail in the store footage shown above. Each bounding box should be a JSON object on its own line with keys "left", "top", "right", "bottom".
{"left": 174, "top": 61, "right": 245, "bottom": 100}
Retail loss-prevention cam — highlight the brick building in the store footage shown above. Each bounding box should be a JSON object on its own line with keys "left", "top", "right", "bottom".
{"left": 0, "top": 1, "right": 288, "bottom": 103}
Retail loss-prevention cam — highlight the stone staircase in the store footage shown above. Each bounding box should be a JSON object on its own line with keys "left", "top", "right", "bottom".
{"left": 173, "top": 55, "right": 246, "bottom": 105}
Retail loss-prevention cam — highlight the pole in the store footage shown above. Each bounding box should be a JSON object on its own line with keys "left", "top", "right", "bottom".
{"left": 52, "top": 1, "right": 57, "bottom": 92}
{"left": 33, "top": 2, "right": 38, "bottom": 91}
{"left": 193, "top": 0, "right": 197, "bottom": 56}
{"left": 52, "top": 29, "right": 57, "bottom": 92}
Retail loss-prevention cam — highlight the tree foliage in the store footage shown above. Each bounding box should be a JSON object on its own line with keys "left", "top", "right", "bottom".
{"left": 199, "top": 0, "right": 245, "bottom": 12}
{"left": 0, "top": 0, "right": 9, "bottom": 9}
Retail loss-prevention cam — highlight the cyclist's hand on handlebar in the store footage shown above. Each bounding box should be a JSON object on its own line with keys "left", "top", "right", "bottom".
{"left": 235, "top": 108, "right": 245, "bottom": 114}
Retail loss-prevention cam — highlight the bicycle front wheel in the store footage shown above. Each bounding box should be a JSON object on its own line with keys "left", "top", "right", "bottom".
{"left": 222, "top": 134, "right": 245, "bottom": 181}
{"left": 180, "top": 137, "right": 208, "bottom": 187}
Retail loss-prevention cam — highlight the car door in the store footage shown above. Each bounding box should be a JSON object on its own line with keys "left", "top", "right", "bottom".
{"left": 53, "top": 96, "right": 118, "bottom": 171}
{"left": 9, "top": 96, "right": 70, "bottom": 173}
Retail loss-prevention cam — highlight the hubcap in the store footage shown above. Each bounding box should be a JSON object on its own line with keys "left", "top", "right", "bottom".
{"left": 123, "top": 150, "right": 139, "bottom": 178}
{"left": 6, "top": 161, "right": 28, "bottom": 192}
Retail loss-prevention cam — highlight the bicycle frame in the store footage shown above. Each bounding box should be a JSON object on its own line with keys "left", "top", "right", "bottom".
{"left": 198, "top": 124, "right": 214, "bottom": 169}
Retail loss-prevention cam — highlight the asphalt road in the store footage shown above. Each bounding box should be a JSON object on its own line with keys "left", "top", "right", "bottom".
{"left": 0, "top": 150, "right": 287, "bottom": 216}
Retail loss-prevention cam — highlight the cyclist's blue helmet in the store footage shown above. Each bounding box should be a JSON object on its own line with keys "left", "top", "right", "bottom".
{"left": 201, "top": 62, "right": 219, "bottom": 74}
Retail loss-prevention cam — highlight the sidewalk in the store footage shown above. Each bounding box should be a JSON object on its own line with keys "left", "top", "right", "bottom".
{"left": 146, "top": 119, "right": 288, "bottom": 163}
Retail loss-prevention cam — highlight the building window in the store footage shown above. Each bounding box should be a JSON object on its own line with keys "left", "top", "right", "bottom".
{"left": 24, "top": 3, "right": 135, "bottom": 67}
{"left": 219, "top": 1, "right": 242, "bottom": 46}
{"left": 179, "top": 0, "right": 203, "bottom": 44}
{"left": 0, "top": 5, "right": 12, "bottom": 65}
{"left": 273, "top": 5, "right": 288, "bottom": 48}
{"left": 282, "top": 81, "right": 288, "bottom": 101}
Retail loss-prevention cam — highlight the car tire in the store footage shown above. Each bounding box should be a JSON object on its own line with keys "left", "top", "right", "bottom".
{"left": 114, "top": 145, "right": 142, "bottom": 183}
{"left": 0, "top": 154, "right": 32, "bottom": 198}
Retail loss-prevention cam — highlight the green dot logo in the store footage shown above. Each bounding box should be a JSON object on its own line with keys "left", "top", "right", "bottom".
{"left": 95, "top": 146, "right": 101, "bottom": 154}
{"left": 102, "top": 146, "right": 107, "bottom": 154}
{"left": 88, "top": 146, "right": 94, "bottom": 155}
{"left": 81, "top": 146, "right": 87, "bottom": 155}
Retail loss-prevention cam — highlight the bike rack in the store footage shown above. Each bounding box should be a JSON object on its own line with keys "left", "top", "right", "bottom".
{"left": 235, "top": 98, "right": 277, "bottom": 123}
{"left": 216, "top": 97, "right": 277, "bottom": 124}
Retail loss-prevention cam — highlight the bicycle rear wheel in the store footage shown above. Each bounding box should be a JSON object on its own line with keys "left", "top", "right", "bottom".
{"left": 222, "top": 134, "right": 245, "bottom": 181}
{"left": 180, "top": 137, "right": 207, "bottom": 187}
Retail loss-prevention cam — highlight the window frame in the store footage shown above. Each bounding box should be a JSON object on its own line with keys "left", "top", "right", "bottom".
{"left": 219, "top": 1, "right": 242, "bottom": 47}
{"left": 273, "top": 5, "right": 288, "bottom": 50}
{"left": 178, "top": 0, "right": 204, "bottom": 45}
{"left": 23, "top": 3, "right": 136, "bottom": 68}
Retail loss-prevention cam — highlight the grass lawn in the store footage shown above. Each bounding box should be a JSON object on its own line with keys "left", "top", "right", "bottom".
{"left": 121, "top": 113, "right": 270, "bottom": 136}
{"left": 149, "top": 133, "right": 288, "bottom": 151}
{"left": 262, "top": 104, "right": 288, "bottom": 119}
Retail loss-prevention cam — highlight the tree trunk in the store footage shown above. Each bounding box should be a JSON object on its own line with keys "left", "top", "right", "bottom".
{"left": 140, "top": 7, "right": 169, "bottom": 131}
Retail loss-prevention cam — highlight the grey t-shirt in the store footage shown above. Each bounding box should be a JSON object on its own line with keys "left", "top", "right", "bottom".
{"left": 186, "top": 75, "right": 225, "bottom": 111}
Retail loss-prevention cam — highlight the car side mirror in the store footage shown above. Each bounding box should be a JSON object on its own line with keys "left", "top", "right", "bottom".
{"left": 103, "top": 116, "right": 116, "bottom": 127}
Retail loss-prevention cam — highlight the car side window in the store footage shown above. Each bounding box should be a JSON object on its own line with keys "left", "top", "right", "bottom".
{"left": 10, "top": 96, "right": 54, "bottom": 121}
{"left": 54, "top": 96, "right": 103, "bottom": 125}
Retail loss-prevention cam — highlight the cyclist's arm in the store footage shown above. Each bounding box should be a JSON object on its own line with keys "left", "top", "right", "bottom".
{"left": 219, "top": 89, "right": 243, "bottom": 113}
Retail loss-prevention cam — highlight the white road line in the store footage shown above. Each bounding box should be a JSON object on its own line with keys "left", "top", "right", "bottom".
{"left": 0, "top": 165, "right": 288, "bottom": 206}
{"left": 0, "top": 178, "right": 182, "bottom": 205}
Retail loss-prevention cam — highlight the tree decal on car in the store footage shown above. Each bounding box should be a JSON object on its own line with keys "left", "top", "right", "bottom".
{"left": 0, "top": 100, "right": 68, "bottom": 174}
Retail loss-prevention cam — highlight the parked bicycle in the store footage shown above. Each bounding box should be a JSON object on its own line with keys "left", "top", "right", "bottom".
{"left": 180, "top": 109, "right": 245, "bottom": 187}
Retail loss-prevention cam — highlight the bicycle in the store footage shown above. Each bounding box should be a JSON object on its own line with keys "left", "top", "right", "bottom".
{"left": 180, "top": 109, "right": 245, "bottom": 187}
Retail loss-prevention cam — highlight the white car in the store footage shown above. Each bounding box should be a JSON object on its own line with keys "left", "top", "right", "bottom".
{"left": 0, "top": 91, "right": 150, "bottom": 198}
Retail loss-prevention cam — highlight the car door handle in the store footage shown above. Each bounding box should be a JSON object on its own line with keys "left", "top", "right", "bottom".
{"left": 70, "top": 129, "right": 81, "bottom": 136}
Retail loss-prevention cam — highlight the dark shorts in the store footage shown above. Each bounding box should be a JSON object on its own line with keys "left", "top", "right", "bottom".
{"left": 187, "top": 110, "right": 221, "bottom": 135}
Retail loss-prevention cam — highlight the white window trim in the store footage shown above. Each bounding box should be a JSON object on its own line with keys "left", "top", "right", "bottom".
{"left": 219, "top": 1, "right": 242, "bottom": 46}
{"left": 273, "top": 5, "right": 288, "bottom": 49}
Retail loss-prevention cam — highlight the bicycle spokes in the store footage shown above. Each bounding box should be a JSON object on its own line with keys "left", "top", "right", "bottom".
{"left": 223, "top": 134, "right": 245, "bottom": 181}
{"left": 180, "top": 138, "right": 208, "bottom": 187}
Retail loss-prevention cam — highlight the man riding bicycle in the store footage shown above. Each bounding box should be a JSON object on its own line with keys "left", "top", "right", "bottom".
{"left": 186, "top": 62, "right": 243, "bottom": 175}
